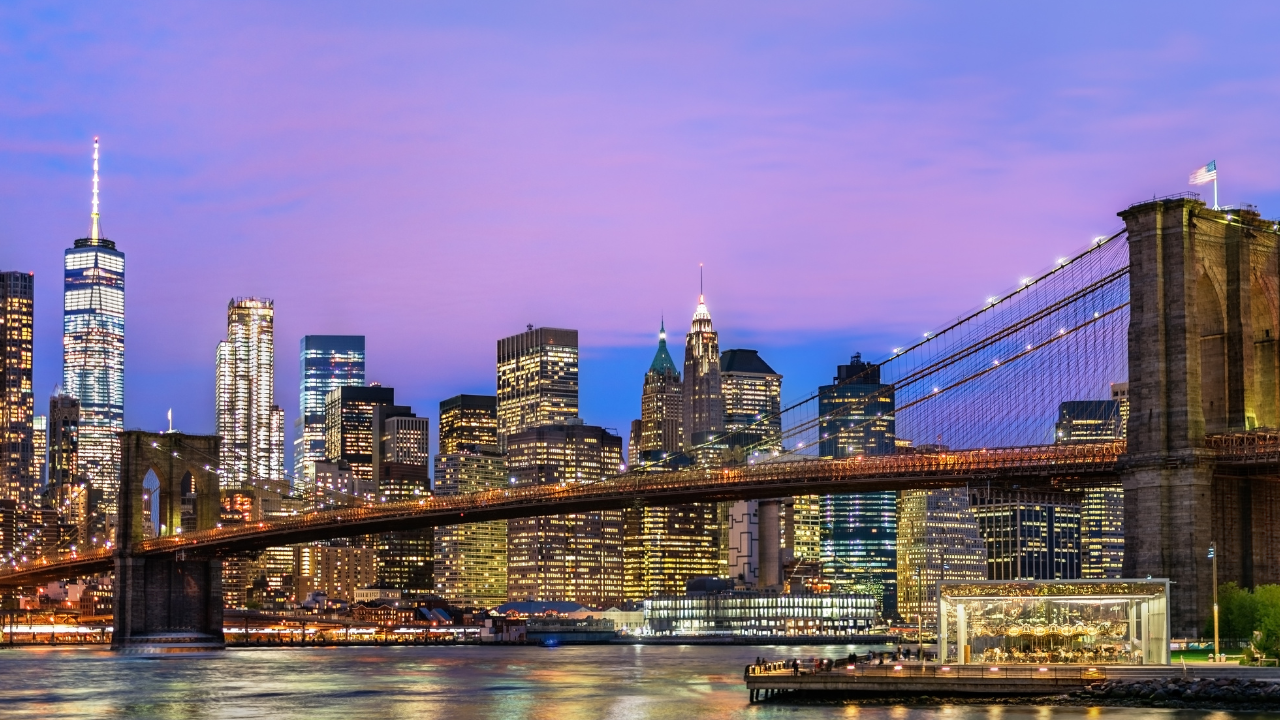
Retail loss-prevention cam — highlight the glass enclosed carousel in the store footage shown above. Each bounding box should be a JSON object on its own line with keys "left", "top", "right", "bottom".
{"left": 937, "top": 580, "right": 1169, "bottom": 665}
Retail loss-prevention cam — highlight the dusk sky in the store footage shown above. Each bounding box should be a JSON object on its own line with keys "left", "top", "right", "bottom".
{"left": 4, "top": 2, "right": 1280, "bottom": 462}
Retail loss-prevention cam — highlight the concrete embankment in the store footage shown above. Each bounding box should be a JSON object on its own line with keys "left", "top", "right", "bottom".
{"left": 745, "top": 663, "right": 1280, "bottom": 710}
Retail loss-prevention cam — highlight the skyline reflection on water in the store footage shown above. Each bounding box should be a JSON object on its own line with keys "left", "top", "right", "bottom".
{"left": 0, "top": 643, "right": 1268, "bottom": 719}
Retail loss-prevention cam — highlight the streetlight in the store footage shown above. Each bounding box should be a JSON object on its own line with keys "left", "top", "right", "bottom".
{"left": 1209, "top": 542, "right": 1219, "bottom": 662}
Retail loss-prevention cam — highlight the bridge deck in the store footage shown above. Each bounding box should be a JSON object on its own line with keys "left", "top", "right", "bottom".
{"left": 23, "top": 437, "right": 1280, "bottom": 587}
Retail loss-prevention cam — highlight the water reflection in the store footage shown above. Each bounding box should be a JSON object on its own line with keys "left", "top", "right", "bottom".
{"left": 0, "top": 644, "right": 1264, "bottom": 719}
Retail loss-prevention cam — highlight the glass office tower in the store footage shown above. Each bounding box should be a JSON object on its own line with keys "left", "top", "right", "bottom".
{"left": 817, "top": 353, "right": 898, "bottom": 616}
{"left": 63, "top": 139, "right": 125, "bottom": 518}
{"left": 296, "top": 335, "right": 365, "bottom": 483}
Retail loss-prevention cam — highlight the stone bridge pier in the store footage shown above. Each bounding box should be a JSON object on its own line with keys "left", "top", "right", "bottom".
{"left": 112, "top": 431, "right": 225, "bottom": 652}
{"left": 1122, "top": 196, "right": 1280, "bottom": 637}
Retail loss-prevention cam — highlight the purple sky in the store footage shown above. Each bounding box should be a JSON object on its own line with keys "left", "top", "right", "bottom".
{"left": 3, "top": 2, "right": 1280, "bottom": 460}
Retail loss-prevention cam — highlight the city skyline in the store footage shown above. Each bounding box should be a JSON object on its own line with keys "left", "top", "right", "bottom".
{"left": 5, "top": 3, "right": 1279, "bottom": 460}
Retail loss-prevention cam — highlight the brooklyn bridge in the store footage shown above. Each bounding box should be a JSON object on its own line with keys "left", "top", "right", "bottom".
{"left": 5, "top": 194, "right": 1280, "bottom": 650}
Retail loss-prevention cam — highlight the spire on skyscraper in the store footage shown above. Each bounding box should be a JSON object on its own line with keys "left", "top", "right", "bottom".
{"left": 90, "top": 137, "right": 102, "bottom": 241}
{"left": 649, "top": 319, "right": 679, "bottom": 376}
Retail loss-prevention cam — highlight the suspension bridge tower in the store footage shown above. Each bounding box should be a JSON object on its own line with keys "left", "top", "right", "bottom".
{"left": 1121, "top": 195, "right": 1280, "bottom": 637}
{"left": 113, "top": 430, "right": 226, "bottom": 652}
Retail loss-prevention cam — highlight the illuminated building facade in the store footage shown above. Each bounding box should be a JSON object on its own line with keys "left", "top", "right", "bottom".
{"left": 644, "top": 589, "right": 878, "bottom": 636}
{"left": 623, "top": 502, "right": 720, "bottom": 600}
{"left": 1, "top": 272, "right": 35, "bottom": 503}
{"left": 788, "top": 496, "right": 821, "bottom": 564}
{"left": 896, "top": 488, "right": 985, "bottom": 625}
{"left": 373, "top": 413, "right": 431, "bottom": 499}
{"left": 635, "top": 321, "right": 683, "bottom": 463}
{"left": 31, "top": 415, "right": 45, "bottom": 488}
{"left": 623, "top": 324, "right": 719, "bottom": 599}
{"left": 1079, "top": 482, "right": 1125, "bottom": 579}
{"left": 312, "top": 459, "right": 372, "bottom": 507}
{"left": 720, "top": 349, "right": 787, "bottom": 585}
{"left": 374, "top": 413, "right": 433, "bottom": 593}
{"left": 295, "top": 544, "right": 380, "bottom": 603}
{"left": 720, "top": 349, "right": 782, "bottom": 455}
{"left": 323, "top": 385, "right": 409, "bottom": 485}
{"left": 62, "top": 140, "right": 125, "bottom": 520}
{"left": 682, "top": 295, "right": 723, "bottom": 458}
{"left": 215, "top": 298, "right": 285, "bottom": 505}
{"left": 46, "top": 395, "right": 86, "bottom": 545}
{"left": 434, "top": 444, "right": 508, "bottom": 607}
{"left": 439, "top": 394, "right": 497, "bottom": 454}
{"left": 1054, "top": 400, "right": 1123, "bottom": 443}
{"left": 817, "top": 353, "right": 897, "bottom": 613}
{"left": 505, "top": 423, "right": 624, "bottom": 608}
{"left": 681, "top": 295, "right": 730, "bottom": 575}
{"left": 295, "top": 335, "right": 365, "bottom": 485}
{"left": 496, "top": 327, "right": 578, "bottom": 444}
{"left": 969, "top": 487, "right": 1082, "bottom": 581}
{"left": 1111, "top": 382, "right": 1129, "bottom": 435}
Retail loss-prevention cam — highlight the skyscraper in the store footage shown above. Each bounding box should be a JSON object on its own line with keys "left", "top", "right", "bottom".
{"left": 47, "top": 395, "right": 85, "bottom": 545}
{"left": 720, "top": 349, "right": 782, "bottom": 456}
{"left": 623, "top": 323, "right": 719, "bottom": 600}
{"left": 0, "top": 272, "right": 35, "bottom": 504}
{"left": 896, "top": 488, "right": 985, "bottom": 625}
{"left": 434, "top": 443, "right": 508, "bottom": 607}
{"left": 682, "top": 295, "right": 723, "bottom": 457}
{"left": 320, "top": 384, "right": 429, "bottom": 592}
{"left": 63, "top": 141, "right": 125, "bottom": 520}
{"left": 1079, "top": 482, "right": 1125, "bottom": 578}
{"left": 969, "top": 487, "right": 1082, "bottom": 580}
{"left": 720, "top": 349, "right": 786, "bottom": 586}
{"left": 295, "top": 336, "right": 365, "bottom": 484}
{"left": 633, "top": 321, "right": 683, "bottom": 464}
{"left": 374, "top": 411, "right": 435, "bottom": 593}
{"left": 496, "top": 327, "right": 578, "bottom": 444}
{"left": 215, "top": 298, "right": 285, "bottom": 508}
{"left": 505, "top": 423, "right": 624, "bottom": 608}
{"left": 435, "top": 395, "right": 506, "bottom": 606}
{"left": 680, "top": 294, "right": 730, "bottom": 576}
{"left": 817, "top": 354, "right": 897, "bottom": 614}
{"left": 438, "top": 394, "right": 498, "bottom": 454}
{"left": 323, "top": 385, "right": 410, "bottom": 488}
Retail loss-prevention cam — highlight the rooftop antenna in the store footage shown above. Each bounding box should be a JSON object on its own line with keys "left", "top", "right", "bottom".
{"left": 90, "top": 137, "right": 101, "bottom": 240}
{"left": 699, "top": 263, "right": 704, "bottom": 300}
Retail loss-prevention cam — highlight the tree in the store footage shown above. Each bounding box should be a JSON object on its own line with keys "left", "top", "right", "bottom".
{"left": 1208, "top": 582, "right": 1258, "bottom": 641}
{"left": 1251, "top": 585, "right": 1280, "bottom": 657}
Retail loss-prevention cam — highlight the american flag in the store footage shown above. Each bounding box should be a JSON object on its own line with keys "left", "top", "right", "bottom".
{"left": 1189, "top": 160, "right": 1217, "bottom": 185}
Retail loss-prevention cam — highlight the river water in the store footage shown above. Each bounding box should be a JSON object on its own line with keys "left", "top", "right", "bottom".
{"left": 0, "top": 644, "right": 1268, "bottom": 719}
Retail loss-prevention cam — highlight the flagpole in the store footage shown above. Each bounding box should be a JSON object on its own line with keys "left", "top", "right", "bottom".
{"left": 1214, "top": 176, "right": 1219, "bottom": 210}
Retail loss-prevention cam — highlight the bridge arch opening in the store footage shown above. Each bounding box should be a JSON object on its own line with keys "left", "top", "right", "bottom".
{"left": 1197, "top": 271, "right": 1227, "bottom": 434}
{"left": 142, "top": 469, "right": 161, "bottom": 538}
